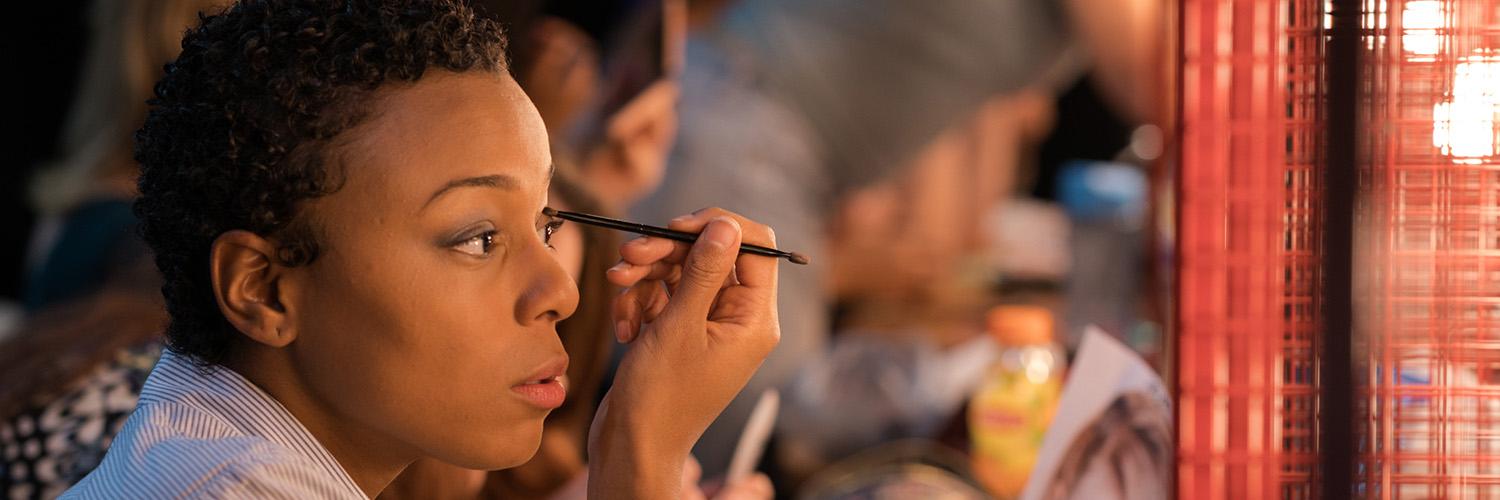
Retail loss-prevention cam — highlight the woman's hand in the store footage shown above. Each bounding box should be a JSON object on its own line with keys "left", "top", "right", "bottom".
{"left": 587, "top": 208, "right": 781, "bottom": 499}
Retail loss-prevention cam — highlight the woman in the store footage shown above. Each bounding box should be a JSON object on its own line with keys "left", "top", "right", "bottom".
{"left": 63, "top": 1, "right": 781, "bottom": 498}
{"left": 388, "top": 1, "right": 747, "bottom": 496}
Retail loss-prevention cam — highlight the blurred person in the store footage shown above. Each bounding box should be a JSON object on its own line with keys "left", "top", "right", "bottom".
{"left": 24, "top": 0, "right": 226, "bottom": 311}
{"left": 573, "top": 79, "right": 679, "bottom": 212}
{"left": 471, "top": 0, "right": 596, "bottom": 140}
{"left": 632, "top": 0, "right": 1073, "bottom": 476}
{"left": 773, "top": 93, "right": 1058, "bottom": 479}
{"left": 828, "top": 93, "right": 1055, "bottom": 316}
{"left": 1, "top": 1, "right": 224, "bottom": 496}
{"left": 521, "top": 18, "right": 604, "bottom": 141}
{"left": 0, "top": 280, "right": 163, "bottom": 498}
{"left": 63, "top": 1, "right": 781, "bottom": 498}
{"left": 475, "top": 0, "right": 683, "bottom": 213}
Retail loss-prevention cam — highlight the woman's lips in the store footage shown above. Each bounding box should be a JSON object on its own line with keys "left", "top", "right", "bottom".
{"left": 513, "top": 356, "right": 568, "bottom": 409}
{"left": 512, "top": 378, "right": 566, "bottom": 409}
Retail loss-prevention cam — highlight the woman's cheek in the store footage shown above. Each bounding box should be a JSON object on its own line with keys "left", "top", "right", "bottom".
{"left": 553, "top": 224, "right": 585, "bottom": 279}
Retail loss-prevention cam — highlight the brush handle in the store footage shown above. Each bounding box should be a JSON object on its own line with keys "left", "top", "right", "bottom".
{"left": 546, "top": 208, "right": 807, "bottom": 264}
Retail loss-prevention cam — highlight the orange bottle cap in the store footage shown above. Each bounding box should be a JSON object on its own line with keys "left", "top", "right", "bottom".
{"left": 986, "top": 305, "right": 1054, "bottom": 345}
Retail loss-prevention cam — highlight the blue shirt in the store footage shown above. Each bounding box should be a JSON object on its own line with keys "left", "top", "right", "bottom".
{"left": 63, "top": 350, "right": 366, "bottom": 499}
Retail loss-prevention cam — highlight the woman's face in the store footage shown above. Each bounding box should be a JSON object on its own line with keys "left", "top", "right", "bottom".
{"left": 285, "top": 71, "right": 579, "bottom": 470}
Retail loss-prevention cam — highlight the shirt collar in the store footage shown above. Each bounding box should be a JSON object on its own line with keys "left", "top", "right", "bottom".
{"left": 140, "top": 349, "right": 367, "bottom": 498}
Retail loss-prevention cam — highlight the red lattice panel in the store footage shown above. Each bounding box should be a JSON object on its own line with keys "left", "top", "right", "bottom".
{"left": 1176, "top": 0, "right": 1326, "bottom": 497}
{"left": 1356, "top": 0, "right": 1500, "bottom": 497}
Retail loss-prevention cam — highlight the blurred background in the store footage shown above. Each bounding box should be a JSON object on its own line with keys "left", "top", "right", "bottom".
{"left": 1, "top": 0, "right": 1497, "bottom": 498}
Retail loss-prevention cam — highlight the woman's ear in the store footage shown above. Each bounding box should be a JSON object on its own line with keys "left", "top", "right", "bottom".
{"left": 210, "top": 230, "right": 297, "bottom": 348}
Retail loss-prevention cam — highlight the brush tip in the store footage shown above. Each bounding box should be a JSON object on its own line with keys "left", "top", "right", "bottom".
{"left": 787, "top": 252, "right": 810, "bottom": 265}
{"left": 542, "top": 206, "right": 558, "bottom": 217}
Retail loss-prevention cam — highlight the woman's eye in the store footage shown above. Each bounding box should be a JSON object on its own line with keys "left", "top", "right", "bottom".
{"left": 541, "top": 218, "right": 564, "bottom": 248}
{"left": 454, "top": 231, "right": 496, "bottom": 256}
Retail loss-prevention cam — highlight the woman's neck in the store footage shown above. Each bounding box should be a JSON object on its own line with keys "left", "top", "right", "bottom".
{"left": 224, "top": 346, "right": 418, "bottom": 497}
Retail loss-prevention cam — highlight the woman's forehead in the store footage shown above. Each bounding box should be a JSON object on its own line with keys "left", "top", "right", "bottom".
{"left": 334, "top": 71, "right": 553, "bottom": 209}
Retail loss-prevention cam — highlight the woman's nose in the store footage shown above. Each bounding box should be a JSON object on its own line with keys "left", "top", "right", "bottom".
{"left": 516, "top": 242, "right": 581, "bottom": 326}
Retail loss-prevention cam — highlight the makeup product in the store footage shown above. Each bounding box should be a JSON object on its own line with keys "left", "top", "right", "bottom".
{"left": 727, "top": 389, "right": 780, "bottom": 483}
{"left": 543, "top": 207, "right": 810, "bottom": 265}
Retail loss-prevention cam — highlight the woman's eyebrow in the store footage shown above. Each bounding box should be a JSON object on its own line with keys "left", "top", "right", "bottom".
{"left": 423, "top": 174, "right": 518, "bottom": 210}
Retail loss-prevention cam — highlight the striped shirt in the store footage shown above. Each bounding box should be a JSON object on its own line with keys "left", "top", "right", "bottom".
{"left": 62, "top": 350, "right": 367, "bottom": 499}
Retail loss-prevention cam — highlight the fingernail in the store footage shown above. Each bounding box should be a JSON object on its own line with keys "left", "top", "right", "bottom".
{"left": 670, "top": 214, "right": 692, "bottom": 225}
{"left": 607, "top": 261, "right": 629, "bottom": 273}
{"left": 701, "top": 217, "right": 741, "bottom": 248}
{"left": 615, "top": 320, "right": 631, "bottom": 342}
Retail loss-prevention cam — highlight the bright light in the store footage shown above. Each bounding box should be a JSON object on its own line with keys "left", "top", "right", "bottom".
{"left": 1402, "top": 0, "right": 1443, "bottom": 56}
{"left": 1432, "top": 52, "right": 1500, "bottom": 164}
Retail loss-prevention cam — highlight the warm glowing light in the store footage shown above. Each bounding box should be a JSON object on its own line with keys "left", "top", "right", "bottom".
{"left": 1401, "top": 0, "right": 1443, "bottom": 56}
{"left": 1432, "top": 52, "right": 1499, "bottom": 163}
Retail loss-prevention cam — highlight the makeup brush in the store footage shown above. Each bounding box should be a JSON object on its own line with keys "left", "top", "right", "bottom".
{"left": 543, "top": 207, "right": 810, "bottom": 265}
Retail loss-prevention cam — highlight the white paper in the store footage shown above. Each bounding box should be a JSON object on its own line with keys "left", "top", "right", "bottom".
{"left": 1020, "top": 326, "right": 1172, "bottom": 500}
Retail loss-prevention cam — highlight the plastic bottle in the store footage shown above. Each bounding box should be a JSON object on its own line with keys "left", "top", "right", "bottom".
{"left": 968, "top": 305, "right": 1064, "bottom": 498}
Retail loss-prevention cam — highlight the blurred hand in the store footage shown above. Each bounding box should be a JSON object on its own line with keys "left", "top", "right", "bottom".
{"left": 583, "top": 80, "right": 679, "bottom": 210}
{"left": 587, "top": 207, "right": 781, "bottom": 499}
{"left": 685, "top": 456, "right": 775, "bottom": 500}
{"left": 559, "top": 455, "right": 773, "bottom": 500}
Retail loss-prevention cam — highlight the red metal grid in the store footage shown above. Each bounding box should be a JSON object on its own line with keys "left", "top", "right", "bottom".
{"left": 1176, "top": 0, "right": 1325, "bottom": 497}
{"left": 1356, "top": 0, "right": 1500, "bottom": 497}
{"left": 1178, "top": 0, "right": 1499, "bottom": 497}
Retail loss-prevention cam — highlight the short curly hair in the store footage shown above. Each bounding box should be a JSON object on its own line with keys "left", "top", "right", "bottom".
{"left": 135, "top": 0, "right": 508, "bottom": 365}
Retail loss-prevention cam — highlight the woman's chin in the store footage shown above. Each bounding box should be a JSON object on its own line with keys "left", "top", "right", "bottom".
{"left": 429, "top": 421, "right": 546, "bottom": 470}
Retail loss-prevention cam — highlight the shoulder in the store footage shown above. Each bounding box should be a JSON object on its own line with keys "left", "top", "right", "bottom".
{"left": 65, "top": 422, "right": 355, "bottom": 499}
{"left": 64, "top": 391, "right": 367, "bottom": 499}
